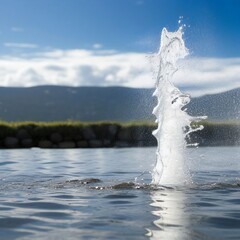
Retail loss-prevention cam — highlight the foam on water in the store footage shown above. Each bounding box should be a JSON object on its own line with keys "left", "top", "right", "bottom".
{"left": 151, "top": 26, "right": 206, "bottom": 186}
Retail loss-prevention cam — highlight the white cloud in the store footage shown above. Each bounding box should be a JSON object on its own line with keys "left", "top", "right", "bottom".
{"left": 0, "top": 48, "right": 239, "bottom": 97}
{"left": 11, "top": 27, "right": 24, "bottom": 32}
{"left": 4, "top": 42, "right": 38, "bottom": 49}
{"left": 172, "top": 57, "right": 240, "bottom": 96}
{"left": 92, "top": 43, "right": 103, "bottom": 49}
{"left": 136, "top": 0, "right": 144, "bottom": 5}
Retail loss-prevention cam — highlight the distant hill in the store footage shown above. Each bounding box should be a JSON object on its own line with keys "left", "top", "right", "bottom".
{"left": 188, "top": 88, "right": 240, "bottom": 121}
{"left": 0, "top": 86, "right": 239, "bottom": 122}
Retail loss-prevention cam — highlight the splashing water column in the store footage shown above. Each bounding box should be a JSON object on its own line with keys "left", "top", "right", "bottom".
{"left": 151, "top": 27, "right": 206, "bottom": 186}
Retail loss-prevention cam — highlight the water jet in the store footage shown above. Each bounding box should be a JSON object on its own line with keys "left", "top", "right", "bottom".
{"left": 151, "top": 27, "right": 206, "bottom": 186}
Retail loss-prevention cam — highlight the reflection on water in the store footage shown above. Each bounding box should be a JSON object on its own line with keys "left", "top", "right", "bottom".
{"left": 148, "top": 189, "right": 190, "bottom": 240}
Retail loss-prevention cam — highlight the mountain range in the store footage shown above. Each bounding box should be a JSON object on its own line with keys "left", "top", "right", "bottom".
{"left": 0, "top": 86, "right": 239, "bottom": 122}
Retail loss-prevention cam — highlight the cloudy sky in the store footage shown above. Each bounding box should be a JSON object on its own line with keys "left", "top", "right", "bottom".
{"left": 0, "top": 0, "right": 239, "bottom": 96}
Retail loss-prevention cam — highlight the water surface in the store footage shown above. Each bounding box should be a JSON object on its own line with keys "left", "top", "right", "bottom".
{"left": 0, "top": 147, "right": 239, "bottom": 239}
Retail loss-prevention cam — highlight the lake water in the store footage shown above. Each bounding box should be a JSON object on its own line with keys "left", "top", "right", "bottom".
{"left": 0, "top": 147, "right": 239, "bottom": 240}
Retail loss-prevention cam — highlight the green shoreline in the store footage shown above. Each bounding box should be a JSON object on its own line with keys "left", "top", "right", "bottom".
{"left": 0, "top": 121, "right": 239, "bottom": 148}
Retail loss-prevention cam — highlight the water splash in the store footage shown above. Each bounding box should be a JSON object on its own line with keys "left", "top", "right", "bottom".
{"left": 151, "top": 26, "right": 206, "bottom": 186}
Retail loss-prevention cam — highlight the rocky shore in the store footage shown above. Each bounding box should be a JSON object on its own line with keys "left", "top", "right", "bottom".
{"left": 0, "top": 121, "right": 239, "bottom": 149}
{"left": 0, "top": 122, "right": 156, "bottom": 149}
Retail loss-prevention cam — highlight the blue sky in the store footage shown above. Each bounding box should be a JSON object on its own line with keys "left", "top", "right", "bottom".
{"left": 0, "top": 0, "right": 239, "bottom": 56}
{"left": 0, "top": 0, "right": 239, "bottom": 95}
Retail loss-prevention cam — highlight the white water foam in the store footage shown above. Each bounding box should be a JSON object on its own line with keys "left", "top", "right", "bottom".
{"left": 151, "top": 27, "right": 206, "bottom": 186}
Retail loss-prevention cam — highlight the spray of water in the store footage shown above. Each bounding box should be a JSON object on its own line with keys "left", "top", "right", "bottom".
{"left": 151, "top": 26, "right": 206, "bottom": 186}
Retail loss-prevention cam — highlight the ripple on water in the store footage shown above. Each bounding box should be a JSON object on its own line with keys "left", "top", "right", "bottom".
{"left": 0, "top": 206, "right": 13, "bottom": 211}
{"left": 32, "top": 211, "right": 72, "bottom": 220}
{"left": 52, "top": 194, "right": 75, "bottom": 199}
{"left": 190, "top": 182, "right": 240, "bottom": 190}
{"left": 109, "top": 200, "right": 132, "bottom": 204}
{"left": 0, "top": 217, "right": 41, "bottom": 229}
{"left": 226, "top": 212, "right": 240, "bottom": 219}
{"left": 206, "top": 216, "right": 240, "bottom": 229}
{"left": 0, "top": 161, "right": 17, "bottom": 166}
{"left": 192, "top": 202, "right": 218, "bottom": 207}
{"left": 104, "top": 194, "right": 138, "bottom": 199}
{"left": 226, "top": 198, "right": 240, "bottom": 204}
{"left": 3, "top": 201, "right": 69, "bottom": 210}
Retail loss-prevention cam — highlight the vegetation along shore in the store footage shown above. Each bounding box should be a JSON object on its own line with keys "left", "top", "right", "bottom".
{"left": 0, "top": 121, "right": 239, "bottom": 149}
